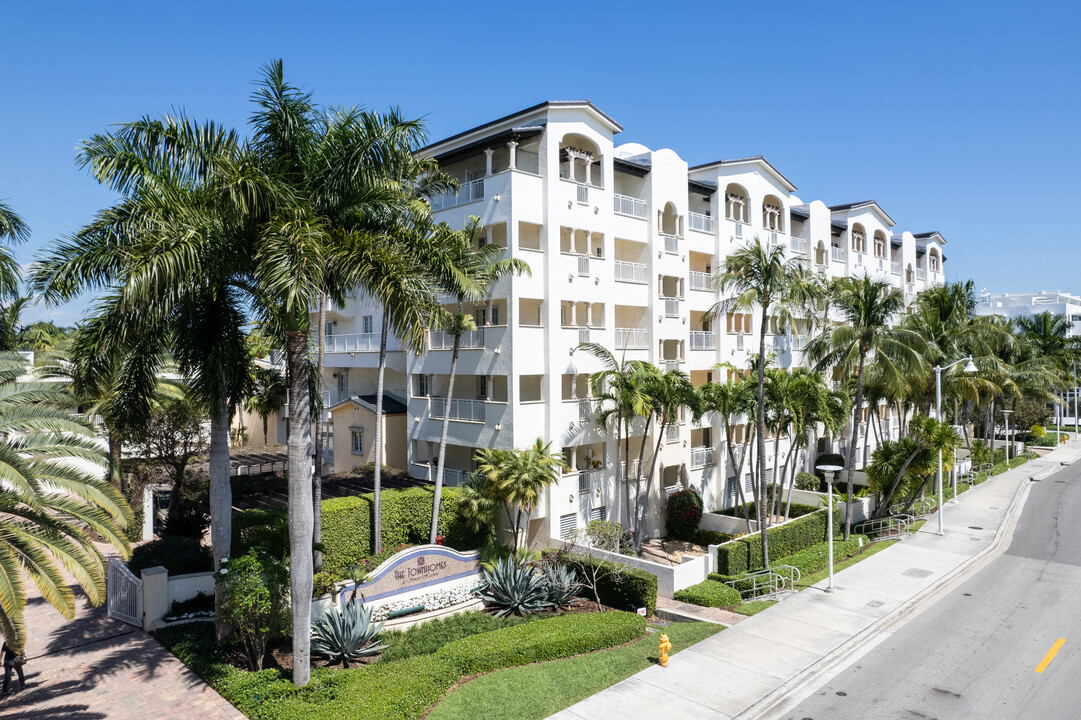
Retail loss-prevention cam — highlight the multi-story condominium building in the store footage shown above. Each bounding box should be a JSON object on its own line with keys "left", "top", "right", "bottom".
{"left": 975, "top": 290, "right": 1081, "bottom": 337}
{"left": 311, "top": 100, "right": 948, "bottom": 548}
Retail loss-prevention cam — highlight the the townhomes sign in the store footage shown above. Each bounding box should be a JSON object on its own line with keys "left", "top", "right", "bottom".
{"left": 339, "top": 544, "right": 482, "bottom": 604}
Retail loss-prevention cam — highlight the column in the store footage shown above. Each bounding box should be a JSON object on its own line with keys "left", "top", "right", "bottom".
{"left": 427, "top": 441, "right": 435, "bottom": 467}
{"left": 485, "top": 375, "right": 493, "bottom": 402}
{"left": 569, "top": 446, "right": 578, "bottom": 472}
{"left": 484, "top": 148, "right": 494, "bottom": 176}
{"left": 507, "top": 141, "right": 518, "bottom": 171}
{"left": 584, "top": 156, "right": 592, "bottom": 185}
{"left": 585, "top": 302, "right": 593, "bottom": 327}
{"left": 485, "top": 299, "right": 493, "bottom": 326}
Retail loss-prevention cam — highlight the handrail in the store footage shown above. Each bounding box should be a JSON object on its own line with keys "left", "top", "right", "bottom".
{"left": 724, "top": 564, "right": 801, "bottom": 599}
{"left": 855, "top": 514, "right": 913, "bottom": 539}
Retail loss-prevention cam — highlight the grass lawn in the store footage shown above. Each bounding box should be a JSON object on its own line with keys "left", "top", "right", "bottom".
{"left": 427, "top": 622, "right": 721, "bottom": 720}
{"left": 731, "top": 600, "right": 776, "bottom": 616}
{"left": 795, "top": 539, "right": 898, "bottom": 590}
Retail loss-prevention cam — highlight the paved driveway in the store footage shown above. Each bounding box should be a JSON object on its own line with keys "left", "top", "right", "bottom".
{"left": 1, "top": 579, "right": 243, "bottom": 720}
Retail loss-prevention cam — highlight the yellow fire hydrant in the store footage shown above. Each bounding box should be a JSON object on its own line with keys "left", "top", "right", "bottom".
{"left": 658, "top": 633, "right": 672, "bottom": 667}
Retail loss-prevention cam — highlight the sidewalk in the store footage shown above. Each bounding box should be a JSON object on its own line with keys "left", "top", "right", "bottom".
{"left": 549, "top": 441, "right": 1081, "bottom": 720}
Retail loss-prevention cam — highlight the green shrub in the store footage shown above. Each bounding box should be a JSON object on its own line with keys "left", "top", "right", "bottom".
{"left": 436, "top": 611, "right": 646, "bottom": 675}
{"left": 673, "top": 579, "right": 741, "bottom": 608}
{"left": 1031, "top": 424, "right": 1046, "bottom": 439}
{"left": 128, "top": 536, "right": 212, "bottom": 576}
{"left": 690, "top": 528, "right": 733, "bottom": 546}
{"left": 731, "top": 600, "right": 776, "bottom": 616}
{"left": 795, "top": 472, "right": 821, "bottom": 491}
{"left": 215, "top": 549, "right": 290, "bottom": 671}
{"left": 380, "top": 611, "right": 536, "bottom": 663}
{"left": 715, "top": 508, "right": 833, "bottom": 576}
{"left": 665, "top": 489, "right": 703, "bottom": 540}
{"left": 715, "top": 501, "right": 819, "bottom": 520}
{"left": 767, "top": 537, "right": 868, "bottom": 578}
{"left": 560, "top": 555, "right": 658, "bottom": 615}
{"left": 320, "top": 496, "right": 374, "bottom": 575}
{"left": 231, "top": 507, "right": 288, "bottom": 558}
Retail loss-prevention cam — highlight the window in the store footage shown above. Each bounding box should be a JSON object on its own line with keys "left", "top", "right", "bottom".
{"left": 852, "top": 229, "right": 866, "bottom": 254}
{"left": 874, "top": 234, "right": 886, "bottom": 258}
{"left": 414, "top": 374, "right": 428, "bottom": 397}
{"left": 350, "top": 429, "right": 364, "bottom": 455}
{"left": 325, "top": 321, "right": 336, "bottom": 336}
{"left": 362, "top": 315, "right": 374, "bottom": 334}
{"left": 491, "top": 306, "right": 500, "bottom": 325}
{"left": 589, "top": 506, "right": 607, "bottom": 522}
{"left": 477, "top": 376, "right": 488, "bottom": 398}
{"left": 474, "top": 309, "right": 485, "bottom": 327}
{"left": 559, "top": 513, "right": 577, "bottom": 540}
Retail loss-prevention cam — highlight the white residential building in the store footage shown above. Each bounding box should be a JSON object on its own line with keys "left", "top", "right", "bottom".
{"left": 312, "top": 101, "right": 949, "bottom": 548}
{"left": 975, "top": 290, "right": 1081, "bottom": 337}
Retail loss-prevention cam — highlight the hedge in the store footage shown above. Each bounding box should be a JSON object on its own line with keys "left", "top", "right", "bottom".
{"left": 435, "top": 611, "right": 646, "bottom": 675}
{"left": 714, "top": 501, "right": 819, "bottom": 520}
{"left": 767, "top": 537, "right": 868, "bottom": 578}
{"left": 715, "top": 508, "right": 834, "bottom": 576}
{"left": 560, "top": 554, "right": 658, "bottom": 616}
{"left": 673, "top": 579, "right": 741, "bottom": 608}
{"left": 128, "top": 536, "right": 213, "bottom": 576}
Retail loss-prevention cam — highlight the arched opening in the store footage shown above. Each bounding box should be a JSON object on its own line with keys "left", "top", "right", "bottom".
{"left": 873, "top": 230, "right": 886, "bottom": 259}
{"left": 851, "top": 223, "right": 867, "bottom": 254}
{"left": 660, "top": 201, "right": 681, "bottom": 236}
{"left": 929, "top": 248, "right": 940, "bottom": 272}
{"left": 906, "top": 264, "right": 914, "bottom": 283}
{"left": 559, "top": 133, "right": 603, "bottom": 187}
{"left": 815, "top": 240, "right": 827, "bottom": 266}
{"left": 725, "top": 183, "right": 749, "bottom": 223}
{"left": 762, "top": 194, "right": 784, "bottom": 232}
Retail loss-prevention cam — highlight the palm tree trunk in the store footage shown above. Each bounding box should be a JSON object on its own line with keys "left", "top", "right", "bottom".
{"left": 723, "top": 421, "right": 752, "bottom": 532}
{"left": 107, "top": 421, "right": 125, "bottom": 492}
{"left": 632, "top": 411, "right": 653, "bottom": 541}
{"left": 770, "top": 432, "right": 782, "bottom": 522}
{"left": 208, "top": 402, "right": 232, "bottom": 642}
{"left": 756, "top": 308, "right": 770, "bottom": 568}
{"left": 314, "top": 294, "right": 326, "bottom": 573}
{"left": 262, "top": 415, "right": 269, "bottom": 445}
{"left": 285, "top": 328, "right": 313, "bottom": 688}
{"left": 623, "top": 417, "right": 632, "bottom": 532}
{"left": 783, "top": 434, "right": 799, "bottom": 521}
{"left": 373, "top": 313, "right": 389, "bottom": 553}
{"left": 844, "top": 356, "right": 867, "bottom": 540}
{"left": 431, "top": 331, "right": 460, "bottom": 543}
{"left": 638, "top": 421, "right": 667, "bottom": 551}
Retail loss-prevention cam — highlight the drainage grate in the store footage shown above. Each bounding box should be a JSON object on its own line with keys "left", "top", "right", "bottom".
{"left": 866, "top": 600, "right": 884, "bottom": 608}
{"left": 969, "top": 526, "right": 984, "bottom": 530}
{"left": 902, "top": 568, "right": 934, "bottom": 578}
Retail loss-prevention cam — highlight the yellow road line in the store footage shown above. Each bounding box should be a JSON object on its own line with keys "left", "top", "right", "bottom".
{"left": 1036, "top": 638, "right": 1066, "bottom": 674}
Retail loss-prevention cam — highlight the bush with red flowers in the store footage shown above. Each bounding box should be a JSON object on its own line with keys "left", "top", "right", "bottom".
{"left": 665, "top": 489, "right": 703, "bottom": 540}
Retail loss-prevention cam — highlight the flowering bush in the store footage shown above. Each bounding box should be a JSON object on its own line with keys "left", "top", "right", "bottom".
{"left": 665, "top": 489, "right": 703, "bottom": 541}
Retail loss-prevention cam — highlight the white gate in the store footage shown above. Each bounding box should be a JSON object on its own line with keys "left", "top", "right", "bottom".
{"left": 107, "top": 557, "right": 143, "bottom": 627}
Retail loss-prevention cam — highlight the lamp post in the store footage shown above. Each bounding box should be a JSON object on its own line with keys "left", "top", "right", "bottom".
{"left": 816, "top": 464, "right": 844, "bottom": 593}
{"left": 934, "top": 357, "right": 978, "bottom": 536}
{"left": 1002, "top": 409, "right": 1013, "bottom": 465}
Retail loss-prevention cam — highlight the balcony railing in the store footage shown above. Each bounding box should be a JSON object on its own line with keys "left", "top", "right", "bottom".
{"left": 325, "top": 332, "right": 380, "bottom": 352}
{"left": 689, "top": 271, "right": 713, "bottom": 292}
{"left": 688, "top": 212, "right": 714, "bottom": 233}
{"left": 614, "top": 260, "right": 648, "bottom": 284}
{"left": 578, "top": 328, "right": 591, "bottom": 345}
{"left": 690, "top": 446, "right": 715, "bottom": 469}
{"left": 613, "top": 193, "right": 647, "bottom": 218}
{"left": 430, "top": 178, "right": 484, "bottom": 211}
{"left": 789, "top": 236, "right": 809, "bottom": 255}
{"left": 429, "top": 397, "right": 485, "bottom": 423}
{"left": 620, "top": 459, "right": 641, "bottom": 480}
{"left": 663, "top": 235, "right": 679, "bottom": 254}
{"left": 578, "top": 255, "right": 591, "bottom": 277}
{"left": 831, "top": 246, "right": 845, "bottom": 262}
{"left": 690, "top": 331, "right": 716, "bottom": 350}
{"left": 916, "top": 268, "right": 926, "bottom": 280}
{"left": 735, "top": 334, "right": 745, "bottom": 350}
{"left": 854, "top": 253, "right": 864, "bottom": 266}
{"left": 662, "top": 297, "right": 680, "bottom": 317}
{"left": 615, "top": 327, "right": 648, "bottom": 350}
{"left": 731, "top": 221, "right": 744, "bottom": 239}
{"left": 891, "top": 260, "right": 902, "bottom": 274}
{"left": 665, "top": 424, "right": 680, "bottom": 443}
{"left": 576, "top": 183, "right": 589, "bottom": 204}
{"left": 428, "top": 328, "right": 484, "bottom": 350}
{"left": 441, "top": 468, "right": 475, "bottom": 488}
{"left": 578, "top": 398, "right": 592, "bottom": 421}
{"left": 663, "top": 360, "right": 683, "bottom": 372}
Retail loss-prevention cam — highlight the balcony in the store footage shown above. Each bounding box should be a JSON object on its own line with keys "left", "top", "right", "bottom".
{"left": 578, "top": 398, "right": 593, "bottom": 422}
{"left": 831, "top": 246, "right": 845, "bottom": 263}
{"left": 690, "top": 446, "right": 715, "bottom": 469}
{"left": 789, "top": 236, "right": 809, "bottom": 255}
{"left": 733, "top": 334, "right": 746, "bottom": 351}
{"left": 429, "top": 397, "right": 485, "bottom": 423}
{"left": 620, "top": 459, "right": 641, "bottom": 480}
{"left": 430, "top": 178, "right": 484, "bottom": 211}
{"left": 441, "top": 468, "right": 476, "bottom": 487}
{"left": 690, "top": 331, "right": 716, "bottom": 350}
{"left": 688, "top": 212, "right": 713, "bottom": 233}
{"left": 614, "top": 260, "right": 648, "bottom": 284}
{"left": 662, "top": 297, "right": 681, "bottom": 317}
{"left": 916, "top": 268, "right": 926, "bottom": 280}
{"left": 662, "top": 360, "right": 683, "bottom": 372}
{"left": 577, "top": 255, "right": 592, "bottom": 277}
{"left": 613, "top": 193, "right": 647, "bottom": 218}
{"left": 428, "top": 328, "right": 484, "bottom": 350}
{"left": 730, "top": 221, "right": 745, "bottom": 241}
{"left": 615, "top": 327, "right": 648, "bottom": 350}
{"left": 689, "top": 271, "right": 713, "bottom": 292}
{"left": 891, "top": 260, "right": 902, "bottom": 275}
{"left": 663, "top": 235, "right": 679, "bottom": 254}
{"left": 325, "top": 332, "right": 380, "bottom": 352}
{"left": 578, "top": 328, "right": 592, "bottom": 345}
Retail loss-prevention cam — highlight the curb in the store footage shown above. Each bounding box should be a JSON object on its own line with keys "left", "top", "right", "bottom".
{"left": 741, "top": 454, "right": 1068, "bottom": 720}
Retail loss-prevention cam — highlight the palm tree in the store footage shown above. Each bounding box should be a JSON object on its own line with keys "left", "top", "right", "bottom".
{"left": 704, "top": 237, "right": 818, "bottom": 567}
{"left": 778, "top": 369, "right": 848, "bottom": 520}
{"left": 0, "top": 200, "right": 27, "bottom": 299}
{"left": 246, "top": 367, "right": 287, "bottom": 444}
{"left": 866, "top": 414, "right": 961, "bottom": 517}
{"left": 805, "top": 275, "right": 926, "bottom": 538}
{"left": 0, "top": 353, "right": 132, "bottom": 652}
{"left": 429, "top": 217, "right": 529, "bottom": 543}
{"left": 698, "top": 377, "right": 756, "bottom": 532}
{"left": 474, "top": 439, "right": 565, "bottom": 551}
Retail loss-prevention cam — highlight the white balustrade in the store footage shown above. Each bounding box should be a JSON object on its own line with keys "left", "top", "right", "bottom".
{"left": 917, "top": 268, "right": 926, "bottom": 280}
{"left": 429, "top": 397, "right": 486, "bottom": 423}
{"left": 428, "top": 327, "right": 485, "bottom": 350}
{"left": 615, "top": 327, "right": 648, "bottom": 350}
{"left": 614, "top": 260, "right": 648, "bottom": 284}
{"left": 578, "top": 328, "right": 591, "bottom": 345}
{"left": 430, "top": 178, "right": 484, "bottom": 211}
{"left": 831, "top": 246, "right": 845, "bottom": 262}
{"left": 789, "top": 236, "right": 809, "bottom": 254}
{"left": 663, "top": 297, "right": 680, "bottom": 317}
{"left": 663, "top": 235, "right": 679, "bottom": 254}
{"left": 891, "top": 260, "right": 902, "bottom": 274}
{"left": 689, "top": 271, "right": 713, "bottom": 292}
{"left": 690, "top": 446, "right": 714, "bottom": 468}
{"left": 689, "top": 212, "right": 714, "bottom": 233}
{"left": 690, "top": 331, "right": 716, "bottom": 350}
{"left": 576, "top": 183, "right": 589, "bottom": 204}
{"left": 665, "top": 424, "right": 680, "bottom": 443}
{"left": 577, "top": 255, "right": 590, "bottom": 277}
{"left": 613, "top": 193, "right": 647, "bottom": 218}
{"left": 325, "top": 332, "right": 381, "bottom": 352}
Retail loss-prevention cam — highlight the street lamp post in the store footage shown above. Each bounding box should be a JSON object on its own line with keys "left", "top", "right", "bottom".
{"left": 816, "top": 464, "right": 844, "bottom": 593}
{"left": 934, "top": 357, "right": 978, "bottom": 536}
{"left": 1002, "top": 409, "right": 1013, "bottom": 465}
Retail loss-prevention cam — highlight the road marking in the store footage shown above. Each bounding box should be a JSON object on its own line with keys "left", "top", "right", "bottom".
{"left": 1036, "top": 638, "right": 1066, "bottom": 674}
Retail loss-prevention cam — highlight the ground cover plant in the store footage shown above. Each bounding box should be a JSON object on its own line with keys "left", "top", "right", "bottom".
{"left": 673, "top": 579, "right": 741, "bottom": 608}
{"left": 731, "top": 600, "right": 776, "bottom": 617}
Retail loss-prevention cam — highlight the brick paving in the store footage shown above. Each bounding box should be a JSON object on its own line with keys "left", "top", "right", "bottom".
{"left": 1, "top": 580, "right": 243, "bottom": 719}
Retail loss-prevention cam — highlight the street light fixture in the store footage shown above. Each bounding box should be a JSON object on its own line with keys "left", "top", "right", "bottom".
{"left": 816, "top": 464, "right": 844, "bottom": 593}
{"left": 934, "top": 356, "right": 978, "bottom": 536}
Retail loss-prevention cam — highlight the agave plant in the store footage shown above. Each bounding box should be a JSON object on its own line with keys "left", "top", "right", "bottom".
{"left": 544, "top": 565, "right": 582, "bottom": 609}
{"left": 477, "top": 557, "right": 554, "bottom": 617}
{"left": 310, "top": 600, "right": 388, "bottom": 668}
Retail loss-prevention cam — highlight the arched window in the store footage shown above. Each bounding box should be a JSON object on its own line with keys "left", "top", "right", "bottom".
{"left": 815, "top": 241, "right": 826, "bottom": 266}
{"left": 762, "top": 194, "right": 784, "bottom": 232}
{"left": 906, "top": 264, "right": 914, "bottom": 283}
{"left": 725, "top": 183, "right": 748, "bottom": 223}
{"left": 851, "top": 223, "right": 866, "bottom": 254}
{"left": 929, "top": 249, "right": 940, "bottom": 272}
{"left": 558, "top": 133, "right": 602, "bottom": 187}
{"left": 659, "top": 202, "right": 681, "bottom": 236}
{"left": 873, "top": 231, "right": 886, "bottom": 259}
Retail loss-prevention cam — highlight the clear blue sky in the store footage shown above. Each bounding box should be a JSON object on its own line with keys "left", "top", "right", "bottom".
{"left": 3, "top": 0, "right": 1078, "bottom": 325}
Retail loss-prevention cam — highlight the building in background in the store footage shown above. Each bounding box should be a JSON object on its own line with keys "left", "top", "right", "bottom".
{"left": 975, "top": 290, "right": 1081, "bottom": 338}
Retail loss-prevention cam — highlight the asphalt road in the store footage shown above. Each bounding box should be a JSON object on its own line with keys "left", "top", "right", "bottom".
{"left": 784, "top": 460, "right": 1081, "bottom": 720}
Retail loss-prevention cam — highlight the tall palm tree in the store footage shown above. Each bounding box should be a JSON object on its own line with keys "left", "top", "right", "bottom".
{"left": 779, "top": 369, "right": 848, "bottom": 520}
{"left": 805, "top": 275, "right": 926, "bottom": 538}
{"left": 698, "top": 377, "right": 756, "bottom": 532}
{"left": 0, "top": 200, "right": 27, "bottom": 299}
{"left": 474, "top": 439, "right": 565, "bottom": 551}
{"left": 0, "top": 353, "right": 132, "bottom": 652}
{"left": 705, "top": 237, "right": 817, "bottom": 567}
{"left": 246, "top": 366, "right": 287, "bottom": 444}
{"left": 429, "top": 217, "right": 529, "bottom": 543}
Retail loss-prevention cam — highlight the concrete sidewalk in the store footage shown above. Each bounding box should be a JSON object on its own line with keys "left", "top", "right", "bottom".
{"left": 549, "top": 441, "right": 1081, "bottom": 720}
